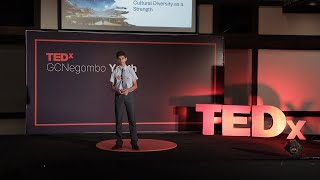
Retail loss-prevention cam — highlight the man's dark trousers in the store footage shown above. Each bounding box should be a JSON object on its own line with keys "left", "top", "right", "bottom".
{"left": 115, "top": 92, "right": 138, "bottom": 145}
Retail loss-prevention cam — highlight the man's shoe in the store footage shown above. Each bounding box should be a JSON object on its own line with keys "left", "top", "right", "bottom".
{"left": 131, "top": 144, "right": 140, "bottom": 150}
{"left": 112, "top": 144, "right": 122, "bottom": 150}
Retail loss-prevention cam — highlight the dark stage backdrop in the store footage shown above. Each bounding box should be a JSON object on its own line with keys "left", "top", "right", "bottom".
{"left": 26, "top": 30, "right": 224, "bottom": 134}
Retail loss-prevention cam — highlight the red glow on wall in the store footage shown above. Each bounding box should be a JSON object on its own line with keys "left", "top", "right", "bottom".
{"left": 258, "top": 50, "right": 320, "bottom": 112}
{"left": 174, "top": 86, "right": 223, "bottom": 97}
{"left": 174, "top": 106, "right": 187, "bottom": 122}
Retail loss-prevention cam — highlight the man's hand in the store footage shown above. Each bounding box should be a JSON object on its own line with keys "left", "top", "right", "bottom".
{"left": 117, "top": 89, "right": 123, "bottom": 94}
{"left": 120, "top": 89, "right": 129, "bottom": 96}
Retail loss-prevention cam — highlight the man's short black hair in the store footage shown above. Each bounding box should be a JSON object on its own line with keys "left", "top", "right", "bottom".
{"left": 116, "top": 51, "right": 126, "bottom": 58}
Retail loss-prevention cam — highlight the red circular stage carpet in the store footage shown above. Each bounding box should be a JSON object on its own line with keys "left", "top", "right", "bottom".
{"left": 96, "top": 139, "right": 177, "bottom": 152}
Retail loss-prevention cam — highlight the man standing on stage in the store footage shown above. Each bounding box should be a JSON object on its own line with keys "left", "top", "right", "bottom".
{"left": 110, "top": 50, "right": 139, "bottom": 150}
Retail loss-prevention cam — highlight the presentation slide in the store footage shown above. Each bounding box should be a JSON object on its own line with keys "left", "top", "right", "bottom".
{"left": 61, "top": 0, "right": 196, "bottom": 33}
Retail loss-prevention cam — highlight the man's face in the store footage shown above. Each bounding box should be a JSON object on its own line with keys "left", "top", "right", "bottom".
{"left": 117, "top": 55, "right": 127, "bottom": 66}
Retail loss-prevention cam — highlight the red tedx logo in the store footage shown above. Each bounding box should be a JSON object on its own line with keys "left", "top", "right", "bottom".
{"left": 46, "top": 53, "right": 74, "bottom": 62}
{"left": 196, "top": 104, "right": 306, "bottom": 140}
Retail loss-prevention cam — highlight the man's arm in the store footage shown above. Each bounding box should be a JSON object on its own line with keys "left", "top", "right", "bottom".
{"left": 122, "top": 80, "right": 137, "bottom": 95}
{"left": 111, "top": 82, "right": 122, "bottom": 94}
{"left": 128, "top": 80, "right": 138, "bottom": 92}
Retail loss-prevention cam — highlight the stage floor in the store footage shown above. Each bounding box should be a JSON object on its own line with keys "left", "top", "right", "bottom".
{"left": 1, "top": 132, "right": 320, "bottom": 179}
